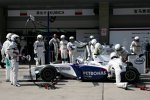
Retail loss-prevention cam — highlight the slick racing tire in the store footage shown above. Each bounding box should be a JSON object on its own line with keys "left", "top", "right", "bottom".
{"left": 40, "top": 65, "right": 57, "bottom": 82}
{"left": 124, "top": 67, "right": 139, "bottom": 83}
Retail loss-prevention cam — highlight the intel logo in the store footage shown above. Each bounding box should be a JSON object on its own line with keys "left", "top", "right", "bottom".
{"left": 134, "top": 57, "right": 145, "bottom": 64}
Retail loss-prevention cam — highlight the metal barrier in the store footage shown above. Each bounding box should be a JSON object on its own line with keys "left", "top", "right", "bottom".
{"left": 145, "top": 51, "right": 150, "bottom": 69}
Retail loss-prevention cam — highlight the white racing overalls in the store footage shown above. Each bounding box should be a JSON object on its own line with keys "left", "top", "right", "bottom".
{"left": 7, "top": 42, "right": 19, "bottom": 85}
{"left": 34, "top": 40, "right": 45, "bottom": 66}
{"left": 107, "top": 58, "right": 128, "bottom": 89}
{"left": 60, "top": 40, "right": 68, "bottom": 63}
{"left": 67, "top": 41, "right": 86, "bottom": 63}
{"left": 130, "top": 41, "right": 142, "bottom": 55}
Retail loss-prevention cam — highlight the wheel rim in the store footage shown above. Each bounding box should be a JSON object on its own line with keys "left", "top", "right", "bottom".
{"left": 41, "top": 67, "right": 56, "bottom": 82}
{"left": 125, "top": 70, "right": 136, "bottom": 81}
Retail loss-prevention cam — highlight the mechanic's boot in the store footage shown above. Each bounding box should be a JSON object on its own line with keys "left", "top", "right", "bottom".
{"left": 6, "top": 79, "right": 10, "bottom": 82}
{"left": 14, "top": 83, "right": 21, "bottom": 87}
{"left": 123, "top": 83, "right": 128, "bottom": 90}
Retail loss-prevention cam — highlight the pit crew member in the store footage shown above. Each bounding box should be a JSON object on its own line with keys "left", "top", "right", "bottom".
{"left": 114, "top": 44, "right": 129, "bottom": 62}
{"left": 130, "top": 36, "right": 142, "bottom": 55}
{"left": 107, "top": 52, "right": 128, "bottom": 89}
{"left": 7, "top": 34, "right": 20, "bottom": 87}
{"left": 67, "top": 36, "right": 86, "bottom": 63}
{"left": 34, "top": 34, "right": 45, "bottom": 66}
{"left": 59, "top": 35, "right": 68, "bottom": 63}
{"left": 1, "top": 33, "right": 13, "bottom": 82}
{"left": 49, "top": 34, "right": 60, "bottom": 62}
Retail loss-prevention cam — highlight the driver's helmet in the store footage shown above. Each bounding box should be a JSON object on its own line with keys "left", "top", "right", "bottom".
{"left": 76, "top": 57, "right": 84, "bottom": 64}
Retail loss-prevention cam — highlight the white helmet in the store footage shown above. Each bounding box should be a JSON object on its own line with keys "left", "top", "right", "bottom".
{"left": 69, "top": 36, "right": 74, "bottom": 40}
{"left": 134, "top": 36, "right": 139, "bottom": 40}
{"left": 89, "top": 35, "right": 94, "bottom": 39}
{"left": 11, "top": 34, "right": 19, "bottom": 42}
{"left": 91, "top": 39, "right": 97, "bottom": 45}
{"left": 6, "top": 33, "right": 13, "bottom": 40}
{"left": 110, "top": 52, "right": 118, "bottom": 59}
{"left": 114, "top": 44, "right": 122, "bottom": 51}
{"left": 37, "top": 34, "right": 43, "bottom": 39}
{"left": 95, "top": 43, "right": 102, "bottom": 49}
{"left": 60, "top": 35, "right": 65, "bottom": 39}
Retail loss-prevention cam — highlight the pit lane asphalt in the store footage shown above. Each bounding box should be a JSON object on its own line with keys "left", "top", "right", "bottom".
{"left": 0, "top": 65, "right": 150, "bottom": 100}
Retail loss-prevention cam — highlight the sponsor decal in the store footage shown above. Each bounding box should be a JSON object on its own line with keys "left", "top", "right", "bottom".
{"left": 134, "top": 57, "right": 145, "bottom": 64}
{"left": 36, "top": 10, "right": 64, "bottom": 15}
{"left": 83, "top": 71, "right": 107, "bottom": 76}
{"left": 59, "top": 67, "right": 71, "bottom": 70}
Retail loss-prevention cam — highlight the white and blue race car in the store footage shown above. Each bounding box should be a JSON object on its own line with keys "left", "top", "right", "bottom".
{"left": 30, "top": 50, "right": 140, "bottom": 83}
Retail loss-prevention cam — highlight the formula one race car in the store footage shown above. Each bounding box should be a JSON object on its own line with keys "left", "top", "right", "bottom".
{"left": 30, "top": 51, "right": 140, "bottom": 83}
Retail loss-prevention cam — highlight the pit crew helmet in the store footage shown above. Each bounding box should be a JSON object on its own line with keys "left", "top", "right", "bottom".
{"left": 69, "top": 36, "right": 74, "bottom": 40}
{"left": 37, "top": 34, "right": 43, "bottom": 39}
{"left": 6, "top": 33, "right": 13, "bottom": 40}
{"left": 110, "top": 52, "right": 118, "bottom": 59}
{"left": 60, "top": 35, "right": 65, "bottom": 39}
{"left": 134, "top": 36, "right": 139, "bottom": 41}
{"left": 114, "top": 44, "right": 122, "bottom": 51}
{"left": 11, "top": 34, "right": 19, "bottom": 42}
{"left": 91, "top": 39, "right": 97, "bottom": 45}
{"left": 89, "top": 35, "right": 94, "bottom": 39}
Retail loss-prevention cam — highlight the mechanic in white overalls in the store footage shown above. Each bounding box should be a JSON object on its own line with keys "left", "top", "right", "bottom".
{"left": 130, "top": 36, "right": 142, "bottom": 55}
{"left": 1, "top": 33, "right": 13, "bottom": 82}
{"left": 7, "top": 34, "right": 20, "bottom": 87}
{"left": 67, "top": 36, "right": 86, "bottom": 63}
{"left": 59, "top": 35, "right": 68, "bottom": 63}
{"left": 34, "top": 34, "right": 45, "bottom": 66}
{"left": 86, "top": 35, "right": 94, "bottom": 60}
{"left": 107, "top": 52, "right": 128, "bottom": 89}
{"left": 114, "top": 44, "right": 129, "bottom": 62}
{"left": 90, "top": 39, "right": 103, "bottom": 62}
{"left": 49, "top": 34, "right": 60, "bottom": 62}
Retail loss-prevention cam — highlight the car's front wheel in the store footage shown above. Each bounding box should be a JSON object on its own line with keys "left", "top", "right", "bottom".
{"left": 40, "top": 65, "right": 57, "bottom": 82}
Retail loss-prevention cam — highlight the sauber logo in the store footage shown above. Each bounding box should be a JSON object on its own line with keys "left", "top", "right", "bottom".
{"left": 83, "top": 71, "right": 107, "bottom": 76}
{"left": 134, "top": 57, "right": 145, "bottom": 64}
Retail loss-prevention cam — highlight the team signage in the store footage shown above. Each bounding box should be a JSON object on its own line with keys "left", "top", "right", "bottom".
{"left": 8, "top": 9, "right": 95, "bottom": 16}
{"left": 113, "top": 8, "right": 150, "bottom": 15}
{"left": 134, "top": 57, "right": 145, "bottom": 64}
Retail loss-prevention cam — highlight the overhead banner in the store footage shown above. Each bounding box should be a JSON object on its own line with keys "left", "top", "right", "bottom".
{"left": 8, "top": 9, "right": 95, "bottom": 17}
{"left": 113, "top": 8, "right": 150, "bottom": 15}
